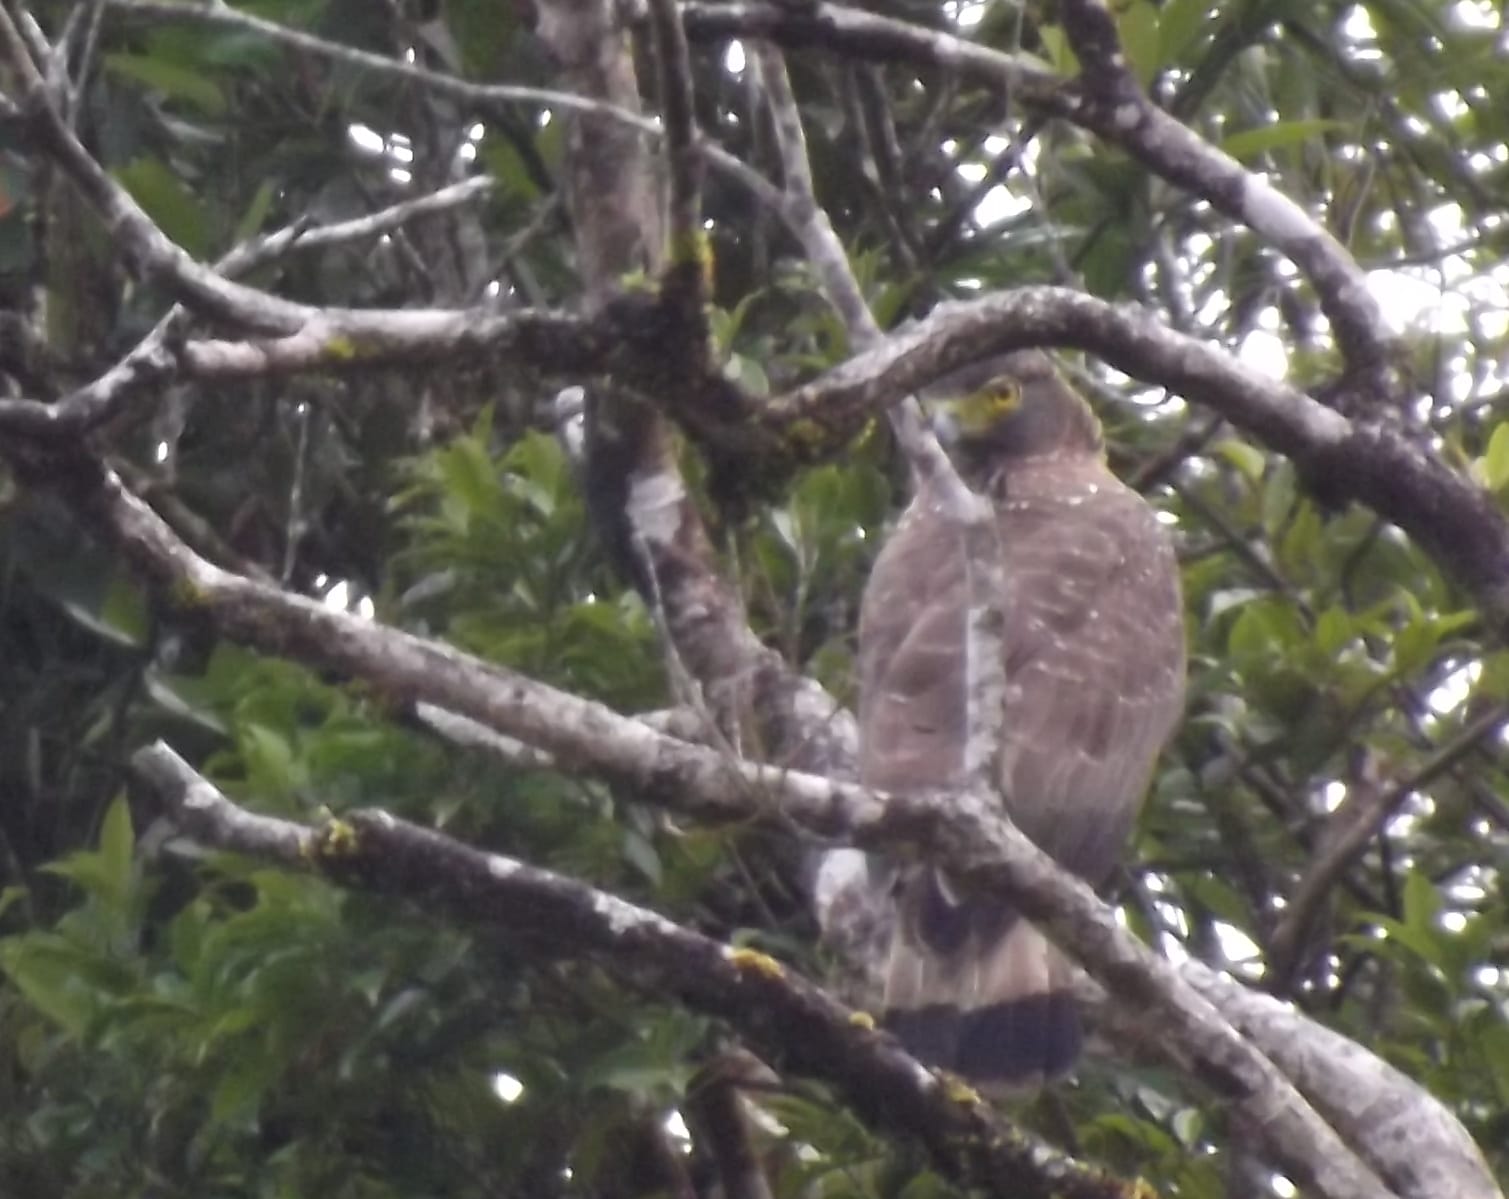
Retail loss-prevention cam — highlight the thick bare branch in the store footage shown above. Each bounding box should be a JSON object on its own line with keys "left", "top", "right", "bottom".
{"left": 6, "top": 267, "right": 1504, "bottom": 657}
{"left": 524, "top": 0, "right": 860, "bottom": 782}
{"left": 131, "top": 741, "right": 1134, "bottom": 1199}
{"left": 1176, "top": 964, "right": 1499, "bottom": 1199}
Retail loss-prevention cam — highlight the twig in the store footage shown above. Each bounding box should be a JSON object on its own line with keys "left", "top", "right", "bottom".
{"left": 111, "top": 0, "right": 671, "bottom": 137}
{"left": 646, "top": 0, "right": 705, "bottom": 300}
{"left": 227, "top": 177, "right": 498, "bottom": 275}
{"left": 1267, "top": 705, "right": 1509, "bottom": 990}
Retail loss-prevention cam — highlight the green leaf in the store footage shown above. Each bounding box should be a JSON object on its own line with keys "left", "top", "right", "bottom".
{"left": 621, "top": 829, "right": 663, "bottom": 886}
{"left": 1116, "top": 0, "right": 1162, "bottom": 86}
{"left": 1220, "top": 120, "right": 1347, "bottom": 162}
{"left": 1402, "top": 868, "right": 1442, "bottom": 934}
{"left": 239, "top": 723, "right": 304, "bottom": 800}
{"left": 1171, "top": 1106, "right": 1204, "bottom": 1147}
{"left": 232, "top": 179, "right": 278, "bottom": 245}
{"left": 210, "top": 1046, "right": 285, "bottom": 1125}
{"left": 1479, "top": 422, "right": 1509, "bottom": 491}
{"left": 1034, "top": 25, "right": 1080, "bottom": 75}
{"left": 1213, "top": 438, "right": 1267, "bottom": 483}
{"left": 98, "top": 796, "right": 136, "bottom": 901}
{"left": 0, "top": 937, "right": 100, "bottom": 1036}
{"left": 1314, "top": 605, "right": 1354, "bottom": 656}
{"left": 1158, "top": 0, "right": 1214, "bottom": 65}
{"left": 1227, "top": 596, "right": 1305, "bottom": 662}
{"left": 478, "top": 127, "right": 543, "bottom": 203}
{"left": 114, "top": 158, "right": 212, "bottom": 259}
{"left": 1261, "top": 460, "right": 1298, "bottom": 536}
{"left": 99, "top": 573, "right": 149, "bottom": 646}
{"left": 104, "top": 52, "right": 227, "bottom": 116}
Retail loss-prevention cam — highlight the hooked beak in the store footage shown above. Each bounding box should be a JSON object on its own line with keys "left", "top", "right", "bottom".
{"left": 928, "top": 399, "right": 963, "bottom": 447}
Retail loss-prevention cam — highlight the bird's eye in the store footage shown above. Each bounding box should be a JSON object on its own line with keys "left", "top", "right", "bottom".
{"left": 981, "top": 378, "right": 1022, "bottom": 413}
{"left": 971, "top": 381, "right": 1020, "bottom": 425}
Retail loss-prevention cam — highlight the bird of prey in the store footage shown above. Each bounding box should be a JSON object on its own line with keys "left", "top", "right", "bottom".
{"left": 852, "top": 350, "right": 1186, "bottom": 1085}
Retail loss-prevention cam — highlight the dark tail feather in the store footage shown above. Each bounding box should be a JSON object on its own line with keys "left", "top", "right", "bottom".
{"left": 962, "top": 991, "right": 1081, "bottom": 1081}
{"left": 882, "top": 875, "right": 1081, "bottom": 1086}
{"left": 886, "top": 992, "right": 1081, "bottom": 1085}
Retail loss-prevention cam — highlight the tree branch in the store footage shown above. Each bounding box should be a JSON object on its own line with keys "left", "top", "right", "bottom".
{"left": 24, "top": 444, "right": 1398, "bottom": 1199}
{"left": 111, "top": 0, "right": 671, "bottom": 137}
{"left": 763, "top": 289, "right": 1509, "bottom": 635}
{"left": 0, "top": 175, "right": 505, "bottom": 436}
{"left": 646, "top": 0, "right": 705, "bottom": 299}
{"left": 685, "top": 1056, "right": 777, "bottom": 1199}
{"left": 1053, "top": 0, "right": 1395, "bottom": 400}
{"left": 130, "top": 741, "right": 1135, "bottom": 1199}
{"left": 681, "top": 0, "right": 1400, "bottom": 405}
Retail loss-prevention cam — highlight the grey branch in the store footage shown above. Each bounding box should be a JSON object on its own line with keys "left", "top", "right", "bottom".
{"left": 1052, "top": 0, "right": 1392, "bottom": 385}
{"left": 0, "top": 176, "right": 504, "bottom": 437}
{"left": 130, "top": 741, "right": 1131, "bottom": 1199}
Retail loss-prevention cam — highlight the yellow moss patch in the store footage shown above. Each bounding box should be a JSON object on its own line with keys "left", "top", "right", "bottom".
{"left": 941, "top": 1075, "right": 982, "bottom": 1107}
{"left": 324, "top": 335, "right": 359, "bottom": 360}
{"left": 727, "top": 947, "right": 784, "bottom": 980}
{"left": 169, "top": 577, "right": 209, "bottom": 607}
{"left": 316, "top": 818, "right": 359, "bottom": 858}
{"left": 669, "top": 228, "right": 715, "bottom": 291}
{"left": 787, "top": 417, "right": 828, "bottom": 452}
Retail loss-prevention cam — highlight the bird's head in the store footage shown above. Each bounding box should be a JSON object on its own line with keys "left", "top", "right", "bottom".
{"left": 925, "top": 350, "right": 1103, "bottom": 479}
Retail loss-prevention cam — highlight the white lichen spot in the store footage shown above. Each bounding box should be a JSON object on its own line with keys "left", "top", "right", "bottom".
{"left": 486, "top": 853, "right": 520, "bottom": 880}
{"left": 1241, "top": 175, "right": 1324, "bottom": 246}
{"left": 592, "top": 888, "right": 662, "bottom": 936}
{"left": 628, "top": 470, "right": 688, "bottom": 544}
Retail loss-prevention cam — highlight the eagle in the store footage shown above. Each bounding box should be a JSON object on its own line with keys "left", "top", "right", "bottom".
{"left": 846, "top": 350, "right": 1186, "bottom": 1085}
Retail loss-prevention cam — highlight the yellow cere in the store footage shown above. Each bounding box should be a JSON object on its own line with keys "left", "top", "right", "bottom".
{"left": 953, "top": 377, "right": 1021, "bottom": 435}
